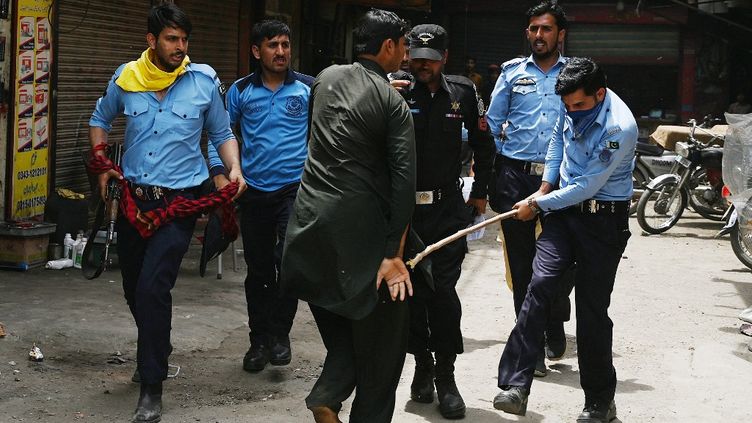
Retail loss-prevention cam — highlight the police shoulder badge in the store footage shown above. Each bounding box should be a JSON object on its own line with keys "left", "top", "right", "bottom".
{"left": 607, "top": 141, "right": 620, "bottom": 149}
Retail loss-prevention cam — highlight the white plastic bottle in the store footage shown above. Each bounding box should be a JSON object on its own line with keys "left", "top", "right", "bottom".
{"left": 63, "top": 233, "right": 74, "bottom": 259}
{"left": 74, "top": 237, "right": 87, "bottom": 269}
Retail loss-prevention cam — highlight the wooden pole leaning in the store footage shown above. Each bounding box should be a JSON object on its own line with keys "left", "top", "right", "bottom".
{"left": 406, "top": 209, "right": 519, "bottom": 269}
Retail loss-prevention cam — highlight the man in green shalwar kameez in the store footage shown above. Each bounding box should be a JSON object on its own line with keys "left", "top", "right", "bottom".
{"left": 280, "top": 8, "right": 416, "bottom": 423}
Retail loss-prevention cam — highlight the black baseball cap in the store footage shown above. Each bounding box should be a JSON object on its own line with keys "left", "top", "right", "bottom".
{"left": 409, "top": 24, "right": 448, "bottom": 61}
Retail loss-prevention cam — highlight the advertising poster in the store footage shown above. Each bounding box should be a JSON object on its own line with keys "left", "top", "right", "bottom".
{"left": 9, "top": 0, "right": 53, "bottom": 220}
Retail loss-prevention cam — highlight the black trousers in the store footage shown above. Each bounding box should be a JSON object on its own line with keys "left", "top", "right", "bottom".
{"left": 490, "top": 160, "right": 573, "bottom": 322}
{"left": 117, "top": 191, "right": 197, "bottom": 385}
{"left": 497, "top": 208, "right": 630, "bottom": 405}
{"left": 238, "top": 182, "right": 299, "bottom": 347}
{"left": 306, "top": 285, "right": 409, "bottom": 423}
{"left": 408, "top": 192, "right": 474, "bottom": 355}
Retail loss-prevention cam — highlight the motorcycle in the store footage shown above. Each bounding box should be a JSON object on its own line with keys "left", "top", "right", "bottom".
{"left": 718, "top": 113, "right": 752, "bottom": 270}
{"left": 716, "top": 187, "right": 752, "bottom": 270}
{"left": 636, "top": 119, "right": 726, "bottom": 234}
{"left": 631, "top": 117, "right": 725, "bottom": 217}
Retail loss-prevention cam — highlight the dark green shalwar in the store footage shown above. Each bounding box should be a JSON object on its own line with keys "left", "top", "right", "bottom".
{"left": 281, "top": 59, "right": 416, "bottom": 422}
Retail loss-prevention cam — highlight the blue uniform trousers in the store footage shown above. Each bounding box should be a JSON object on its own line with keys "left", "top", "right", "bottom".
{"left": 497, "top": 207, "right": 630, "bottom": 405}
{"left": 238, "top": 182, "right": 299, "bottom": 347}
{"left": 490, "top": 159, "right": 574, "bottom": 322}
{"left": 117, "top": 191, "right": 198, "bottom": 385}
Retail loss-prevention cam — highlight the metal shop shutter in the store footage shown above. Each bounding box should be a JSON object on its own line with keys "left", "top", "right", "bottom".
{"left": 56, "top": 0, "right": 149, "bottom": 194}
{"left": 176, "top": 0, "right": 240, "bottom": 84}
{"left": 566, "top": 24, "right": 680, "bottom": 65}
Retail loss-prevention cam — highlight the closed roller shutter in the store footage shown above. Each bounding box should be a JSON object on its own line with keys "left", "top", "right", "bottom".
{"left": 55, "top": 0, "right": 239, "bottom": 195}
{"left": 176, "top": 0, "right": 239, "bottom": 84}
{"left": 566, "top": 24, "right": 679, "bottom": 65}
{"left": 56, "top": 0, "right": 149, "bottom": 194}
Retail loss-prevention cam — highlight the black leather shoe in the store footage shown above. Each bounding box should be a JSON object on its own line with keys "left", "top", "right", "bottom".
{"left": 270, "top": 338, "right": 292, "bottom": 366}
{"left": 577, "top": 400, "right": 617, "bottom": 422}
{"left": 434, "top": 353, "right": 465, "bottom": 419}
{"left": 534, "top": 352, "right": 547, "bottom": 377}
{"left": 493, "top": 386, "right": 528, "bottom": 416}
{"left": 545, "top": 322, "right": 567, "bottom": 360}
{"left": 243, "top": 344, "right": 270, "bottom": 372}
{"left": 132, "top": 383, "right": 162, "bottom": 423}
{"left": 410, "top": 351, "right": 435, "bottom": 403}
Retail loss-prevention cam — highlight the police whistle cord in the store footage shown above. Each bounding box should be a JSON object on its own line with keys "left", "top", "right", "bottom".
{"left": 86, "top": 143, "right": 239, "bottom": 239}
{"left": 406, "top": 209, "right": 518, "bottom": 269}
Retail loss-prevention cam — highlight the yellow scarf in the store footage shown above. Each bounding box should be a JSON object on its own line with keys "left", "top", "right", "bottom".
{"left": 115, "top": 49, "right": 190, "bottom": 92}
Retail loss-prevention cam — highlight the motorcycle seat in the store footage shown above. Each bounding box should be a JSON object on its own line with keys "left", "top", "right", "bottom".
{"left": 636, "top": 141, "right": 665, "bottom": 156}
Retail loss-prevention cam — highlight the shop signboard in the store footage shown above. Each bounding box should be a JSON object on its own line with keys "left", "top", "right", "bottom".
{"left": 8, "top": 0, "right": 53, "bottom": 220}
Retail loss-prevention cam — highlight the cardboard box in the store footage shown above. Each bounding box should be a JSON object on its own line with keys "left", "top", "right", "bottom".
{"left": 650, "top": 124, "right": 727, "bottom": 151}
{"left": 0, "top": 222, "right": 56, "bottom": 270}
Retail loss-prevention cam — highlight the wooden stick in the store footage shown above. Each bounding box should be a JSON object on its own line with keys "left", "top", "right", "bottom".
{"left": 406, "top": 209, "right": 518, "bottom": 269}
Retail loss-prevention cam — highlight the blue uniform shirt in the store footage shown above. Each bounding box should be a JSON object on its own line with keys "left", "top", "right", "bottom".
{"left": 89, "top": 63, "right": 233, "bottom": 189}
{"left": 485, "top": 54, "right": 567, "bottom": 162}
{"left": 208, "top": 69, "right": 313, "bottom": 192}
{"left": 536, "top": 89, "right": 637, "bottom": 212}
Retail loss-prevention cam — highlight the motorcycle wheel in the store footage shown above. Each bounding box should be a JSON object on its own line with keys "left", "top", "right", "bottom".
{"left": 630, "top": 162, "right": 650, "bottom": 215}
{"left": 731, "top": 218, "right": 752, "bottom": 271}
{"left": 636, "top": 179, "right": 687, "bottom": 234}
{"left": 687, "top": 168, "right": 726, "bottom": 221}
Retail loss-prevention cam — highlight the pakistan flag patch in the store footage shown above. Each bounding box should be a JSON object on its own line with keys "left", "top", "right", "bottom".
{"left": 607, "top": 141, "right": 619, "bottom": 149}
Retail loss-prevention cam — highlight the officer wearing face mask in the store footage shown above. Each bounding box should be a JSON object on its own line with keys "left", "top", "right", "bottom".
{"left": 485, "top": 0, "right": 574, "bottom": 379}
{"left": 493, "top": 57, "right": 636, "bottom": 423}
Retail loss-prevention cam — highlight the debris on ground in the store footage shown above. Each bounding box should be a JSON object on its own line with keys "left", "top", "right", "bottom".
{"left": 28, "top": 344, "right": 44, "bottom": 362}
{"left": 0, "top": 322, "right": 6, "bottom": 337}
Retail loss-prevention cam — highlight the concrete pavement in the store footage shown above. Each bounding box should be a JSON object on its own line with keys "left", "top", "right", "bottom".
{"left": 1, "top": 212, "right": 751, "bottom": 422}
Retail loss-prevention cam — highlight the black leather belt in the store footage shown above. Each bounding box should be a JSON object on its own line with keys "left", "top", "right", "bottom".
{"left": 127, "top": 182, "right": 196, "bottom": 201}
{"left": 573, "top": 199, "right": 629, "bottom": 215}
{"left": 495, "top": 154, "right": 545, "bottom": 176}
{"left": 415, "top": 180, "right": 461, "bottom": 205}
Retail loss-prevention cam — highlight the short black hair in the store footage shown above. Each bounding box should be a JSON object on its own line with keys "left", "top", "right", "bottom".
{"left": 527, "top": 0, "right": 568, "bottom": 31}
{"left": 252, "top": 20, "right": 291, "bottom": 47}
{"left": 148, "top": 3, "right": 192, "bottom": 38}
{"left": 353, "top": 8, "right": 409, "bottom": 56}
{"left": 555, "top": 57, "right": 607, "bottom": 96}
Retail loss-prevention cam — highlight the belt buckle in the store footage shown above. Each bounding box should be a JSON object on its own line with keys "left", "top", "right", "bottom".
{"left": 589, "top": 199, "right": 598, "bottom": 214}
{"left": 416, "top": 191, "right": 434, "bottom": 205}
{"left": 529, "top": 163, "right": 545, "bottom": 176}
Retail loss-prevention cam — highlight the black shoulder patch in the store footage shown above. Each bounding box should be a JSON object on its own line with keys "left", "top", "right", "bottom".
{"left": 445, "top": 74, "right": 475, "bottom": 89}
{"left": 234, "top": 74, "right": 256, "bottom": 95}
{"left": 293, "top": 71, "right": 315, "bottom": 88}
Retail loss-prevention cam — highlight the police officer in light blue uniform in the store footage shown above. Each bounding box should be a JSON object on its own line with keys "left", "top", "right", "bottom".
{"left": 207, "top": 20, "right": 313, "bottom": 373}
{"left": 89, "top": 4, "right": 245, "bottom": 422}
{"left": 485, "top": 0, "right": 572, "bottom": 375}
{"left": 492, "top": 57, "right": 636, "bottom": 423}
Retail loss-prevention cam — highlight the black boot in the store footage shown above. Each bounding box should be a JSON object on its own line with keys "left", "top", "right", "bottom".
{"left": 434, "top": 353, "right": 466, "bottom": 419}
{"left": 410, "top": 350, "right": 435, "bottom": 403}
{"left": 132, "top": 382, "right": 162, "bottom": 423}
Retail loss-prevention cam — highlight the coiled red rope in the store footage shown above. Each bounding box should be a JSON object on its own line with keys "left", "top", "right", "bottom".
{"left": 87, "top": 143, "right": 239, "bottom": 239}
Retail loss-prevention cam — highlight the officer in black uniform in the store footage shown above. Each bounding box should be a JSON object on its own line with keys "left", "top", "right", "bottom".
{"left": 392, "top": 24, "right": 495, "bottom": 419}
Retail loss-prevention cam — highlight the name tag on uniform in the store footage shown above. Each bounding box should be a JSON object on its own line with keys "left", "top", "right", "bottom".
{"left": 445, "top": 113, "right": 463, "bottom": 119}
{"left": 416, "top": 191, "right": 434, "bottom": 205}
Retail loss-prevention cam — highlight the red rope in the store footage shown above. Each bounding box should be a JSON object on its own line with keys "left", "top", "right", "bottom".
{"left": 87, "top": 143, "right": 239, "bottom": 239}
